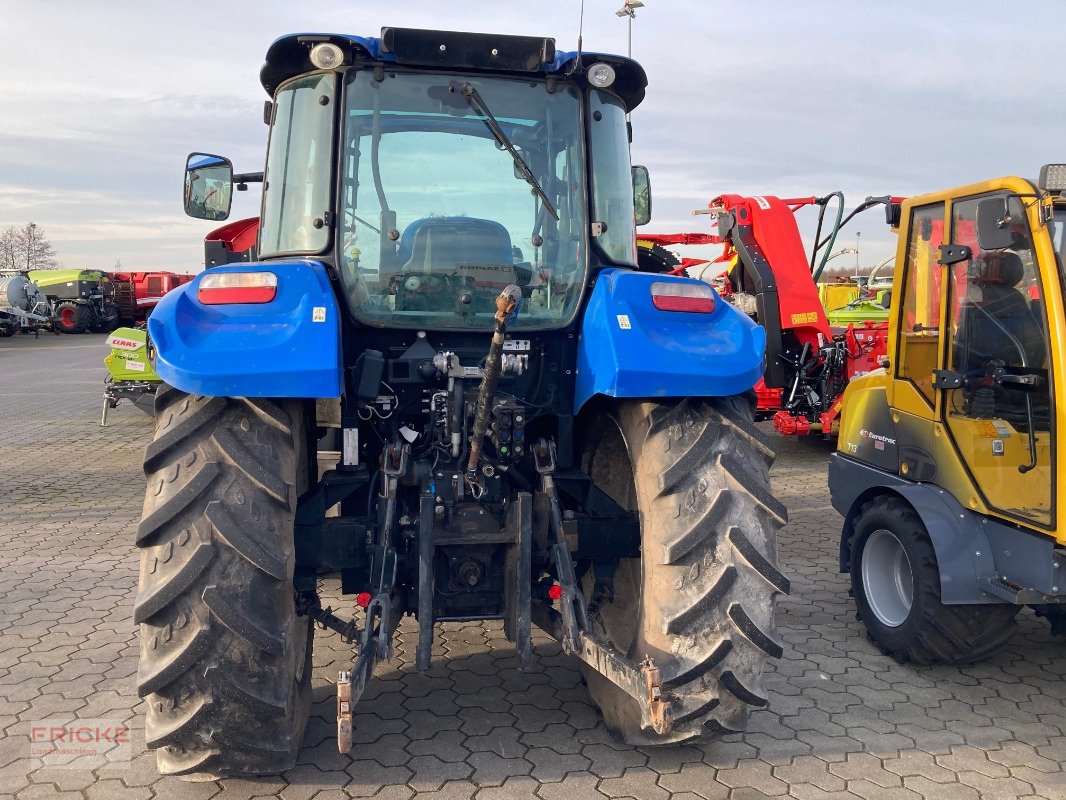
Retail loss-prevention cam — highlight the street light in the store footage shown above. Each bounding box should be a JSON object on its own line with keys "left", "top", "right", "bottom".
{"left": 855, "top": 231, "right": 861, "bottom": 280}
{"left": 614, "top": 0, "right": 644, "bottom": 57}
{"left": 25, "top": 223, "right": 36, "bottom": 271}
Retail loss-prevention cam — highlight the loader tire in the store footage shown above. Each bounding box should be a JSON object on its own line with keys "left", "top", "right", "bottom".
{"left": 135, "top": 388, "right": 313, "bottom": 778}
{"left": 579, "top": 395, "right": 789, "bottom": 744}
{"left": 54, "top": 301, "right": 91, "bottom": 333}
{"left": 850, "top": 495, "right": 1017, "bottom": 664}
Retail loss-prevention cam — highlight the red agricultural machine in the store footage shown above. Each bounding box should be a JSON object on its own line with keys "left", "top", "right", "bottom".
{"left": 642, "top": 193, "right": 901, "bottom": 437}
{"left": 110, "top": 272, "right": 195, "bottom": 325}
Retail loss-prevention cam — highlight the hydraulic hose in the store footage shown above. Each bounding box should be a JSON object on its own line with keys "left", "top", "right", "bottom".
{"left": 813, "top": 195, "right": 894, "bottom": 282}
{"left": 466, "top": 285, "right": 522, "bottom": 481}
{"left": 811, "top": 192, "right": 844, "bottom": 281}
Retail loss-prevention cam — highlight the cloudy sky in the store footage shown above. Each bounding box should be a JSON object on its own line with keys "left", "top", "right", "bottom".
{"left": 1, "top": 1, "right": 1063, "bottom": 273}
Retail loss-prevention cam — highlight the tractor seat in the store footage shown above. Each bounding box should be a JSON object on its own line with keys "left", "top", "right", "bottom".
{"left": 398, "top": 217, "right": 514, "bottom": 278}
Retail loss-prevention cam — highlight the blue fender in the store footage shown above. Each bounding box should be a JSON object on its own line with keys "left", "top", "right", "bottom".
{"left": 147, "top": 260, "right": 342, "bottom": 398}
{"left": 574, "top": 269, "right": 766, "bottom": 414}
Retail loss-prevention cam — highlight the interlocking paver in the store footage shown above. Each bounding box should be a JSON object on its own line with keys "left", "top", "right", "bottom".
{"left": 1, "top": 334, "right": 1064, "bottom": 800}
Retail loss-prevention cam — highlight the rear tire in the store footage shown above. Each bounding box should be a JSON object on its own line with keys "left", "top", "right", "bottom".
{"left": 135, "top": 388, "right": 313, "bottom": 777}
{"left": 54, "top": 301, "right": 91, "bottom": 333}
{"left": 579, "top": 395, "right": 789, "bottom": 743}
{"left": 850, "top": 495, "right": 1018, "bottom": 664}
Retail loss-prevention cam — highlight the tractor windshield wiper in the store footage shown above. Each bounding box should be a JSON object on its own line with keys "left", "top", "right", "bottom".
{"left": 458, "top": 82, "right": 559, "bottom": 221}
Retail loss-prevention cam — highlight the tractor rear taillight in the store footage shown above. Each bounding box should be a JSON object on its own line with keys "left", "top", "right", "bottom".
{"left": 197, "top": 272, "right": 277, "bottom": 305}
{"left": 650, "top": 281, "right": 716, "bottom": 313}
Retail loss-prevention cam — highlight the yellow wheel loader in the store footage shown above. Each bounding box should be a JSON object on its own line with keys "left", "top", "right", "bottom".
{"left": 830, "top": 168, "right": 1066, "bottom": 663}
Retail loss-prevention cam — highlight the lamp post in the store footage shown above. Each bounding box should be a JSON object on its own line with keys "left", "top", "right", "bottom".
{"left": 25, "top": 223, "right": 36, "bottom": 271}
{"left": 855, "top": 231, "right": 861, "bottom": 280}
{"left": 614, "top": 0, "right": 644, "bottom": 57}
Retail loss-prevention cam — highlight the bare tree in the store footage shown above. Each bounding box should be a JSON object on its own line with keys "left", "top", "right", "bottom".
{"left": 0, "top": 223, "right": 59, "bottom": 271}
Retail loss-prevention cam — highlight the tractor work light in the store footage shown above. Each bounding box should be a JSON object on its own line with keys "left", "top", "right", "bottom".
{"left": 650, "top": 281, "right": 716, "bottom": 313}
{"left": 1038, "top": 164, "right": 1066, "bottom": 194}
{"left": 586, "top": 62, "right": 616, "bottom": 88}
{"left": 198, "top": 272, "right": 278, "bottom": 305}
{"left": 310, "top": 42, "right": 345, "bottom": 70}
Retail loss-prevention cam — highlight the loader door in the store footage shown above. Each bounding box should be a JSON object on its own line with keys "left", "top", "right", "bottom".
{"left": 941, "top": 193, "right": 1053, "bottom": 528}
{"left": 893, "top": 202, "right": 946, "bottom": 417}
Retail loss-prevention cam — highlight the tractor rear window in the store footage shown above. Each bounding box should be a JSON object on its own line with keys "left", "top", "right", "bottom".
{"left": 338, "top": 70, "right": 586, "bottom": 330}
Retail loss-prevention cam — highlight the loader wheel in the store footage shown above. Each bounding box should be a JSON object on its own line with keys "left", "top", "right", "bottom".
{"left": 850, "top": 495, "right": 1018, "bottom": 664}
{"left": 579, "top": 395, "right": 789, "bottom": 743}
{"left": 134, "top": 387, "right": 313, "bottom": 777}
{"left": 55, "top": 301, "right": 91, "bottom": 333}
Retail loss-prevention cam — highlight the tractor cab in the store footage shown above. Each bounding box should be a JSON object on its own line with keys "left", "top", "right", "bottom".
{"left": 183, "top": 30, "right": 648, "bottom": 333}
{"left": 830, "top": 169, "right": 1066, "bottom": 665}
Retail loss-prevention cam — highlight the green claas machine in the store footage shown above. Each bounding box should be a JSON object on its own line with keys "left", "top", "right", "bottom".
{"left": 101, "top": 327, "right": 160, "bottom": 424}
{"left": 136, "top": 27, "right": 790, "bottom": 778}
{"left": 28, "top": 268, "right": 119, "bottom": 333}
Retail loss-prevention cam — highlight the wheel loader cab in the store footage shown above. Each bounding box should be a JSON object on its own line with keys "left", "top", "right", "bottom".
{"left": 883, "top": 182, "right": 1059, "bottom": 530}
{"left": 831, "top": 173, "right": 1066, "bottom": 665}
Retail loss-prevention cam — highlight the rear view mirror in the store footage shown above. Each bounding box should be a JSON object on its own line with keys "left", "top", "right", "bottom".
{"left": 976, "top": 196, "right": 1014, "bottom": 251}
{"left": 184, "top": 153, "right": 234, "bottom": 221}
{"left": 632, "top": 165, "right": 651, "bottom": 226}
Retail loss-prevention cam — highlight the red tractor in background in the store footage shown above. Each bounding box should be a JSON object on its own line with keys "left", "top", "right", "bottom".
{"left": 641, "top": 193, "right": 901, "bottom": 438}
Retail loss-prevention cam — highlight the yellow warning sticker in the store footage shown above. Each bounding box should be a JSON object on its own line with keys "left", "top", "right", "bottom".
{"left": 974, "top": 420, "right": 1001, "bottom": 438}
{"left": 790, "top": 311, "right": 820, "bottom": 325}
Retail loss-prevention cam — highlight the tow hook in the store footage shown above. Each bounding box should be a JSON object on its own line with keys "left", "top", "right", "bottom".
{"left": 641, "top": 657, "right": 672, "bottom": 735}
{"left": 337, "top": 671, "right": 353, "bottom": 753}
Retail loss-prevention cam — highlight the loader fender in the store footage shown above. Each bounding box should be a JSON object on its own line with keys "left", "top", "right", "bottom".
{"left": 830, "top": 453, "right": 1000, "bottom": 605}
{"left": 146, "top": 260, "right": 341, "bottom": 398}
{"left": 574, "top": 268, "right": 765, "bottom": 413}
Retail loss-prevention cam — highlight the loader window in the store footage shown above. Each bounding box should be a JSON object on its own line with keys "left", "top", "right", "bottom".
{"left": 895, "top": 202, "right": 945, "bottom": 405}
{"left": 944, "top": 194, "right": 1053, "bottom": 527}
{"left": 338, "top": 70, "right": 585, "bottom": 330}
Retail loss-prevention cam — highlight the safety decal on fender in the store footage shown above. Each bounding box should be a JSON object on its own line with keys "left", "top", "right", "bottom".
{"left": 125, "top": 360, "right": 146, "bottom": 372}
{"left": 312, "top": 307, "right": 326, "bottom": 322}
{"left": 616, "top": 314, "right": 631, "bottom": 330}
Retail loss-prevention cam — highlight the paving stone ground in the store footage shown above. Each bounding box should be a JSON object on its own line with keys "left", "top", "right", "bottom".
{"left": 1, "top": 333, "right": 1064, "bottom": 799}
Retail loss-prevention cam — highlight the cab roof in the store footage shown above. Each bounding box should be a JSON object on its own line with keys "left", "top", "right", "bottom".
{"left": 261, "top": 28, "right": 648, "bottom": 113}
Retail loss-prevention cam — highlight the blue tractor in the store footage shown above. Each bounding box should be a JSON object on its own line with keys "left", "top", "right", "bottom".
{"left": 137, "top": 28, "right": 788, "bottom": 777}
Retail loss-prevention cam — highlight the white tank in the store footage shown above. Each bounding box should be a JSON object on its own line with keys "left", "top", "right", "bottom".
{"left": 0, "top": 276, "right": 34, "bottom": 311}
{"left": 0, "top": 275, "right": 50, "bottom": 315}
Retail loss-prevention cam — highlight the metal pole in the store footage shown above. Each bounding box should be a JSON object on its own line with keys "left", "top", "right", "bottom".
{"left": 628, "top": 15, "right": 632, "bottom": 57}
{"left": 25, "top": 223, "right": 35, "bottom": 270}
{"left": 854, "top": 232, "right": 861, "bottom": 279}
